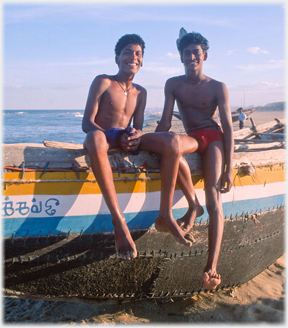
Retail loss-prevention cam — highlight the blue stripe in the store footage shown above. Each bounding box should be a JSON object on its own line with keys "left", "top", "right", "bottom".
{"left": 3, "top": 194, "right": 285, "bottom": 238}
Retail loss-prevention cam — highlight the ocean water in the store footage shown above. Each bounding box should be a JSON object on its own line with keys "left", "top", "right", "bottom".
{"left": 2, "top": 110, "right": 85, "bottom": 144}
{"left": 2, "top": 109, "right": 160, "bottom": 144}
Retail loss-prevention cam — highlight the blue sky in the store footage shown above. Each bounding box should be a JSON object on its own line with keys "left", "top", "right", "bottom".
{"left": 3, "top": 1, "right": 286, "bottom": 111}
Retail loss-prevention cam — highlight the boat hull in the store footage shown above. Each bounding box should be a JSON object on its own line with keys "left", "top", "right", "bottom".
{"left": 4, "top": 207, "right": 284, "bottom": 299}
{"left": 3, "top": 161, "right": 285, "bottom": 237}
{"left": 3, "top": 162, "right": 285, "bottom": 299}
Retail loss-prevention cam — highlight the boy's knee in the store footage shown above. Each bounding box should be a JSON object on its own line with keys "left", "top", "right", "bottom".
{"left": 205, "top": 187, "right": 222, "bottom": 213}
{"left": 85, "top": 130, "right": 108, "bottom": 152}
{"left": 166, "top": 131, "right": 181, "bottom": 152}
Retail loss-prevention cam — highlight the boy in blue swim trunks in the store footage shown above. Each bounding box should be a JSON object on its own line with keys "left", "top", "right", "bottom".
{"left": 82, "top": 34, "right": 194, "bottom": 261}
{"left": 156, "top": 30, "right": 234, "bottom": 290}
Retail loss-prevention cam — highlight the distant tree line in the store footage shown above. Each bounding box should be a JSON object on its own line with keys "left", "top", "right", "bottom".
{"left": 259, "top": 101, "right": 285, "bottom": 111}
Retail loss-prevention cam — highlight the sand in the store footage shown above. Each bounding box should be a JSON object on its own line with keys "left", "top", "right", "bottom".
{"left": 3, "top": 109, "right": 285, "bottom": 324}
{"left": 143, "top": 109, "right": 286, "bottom": 134}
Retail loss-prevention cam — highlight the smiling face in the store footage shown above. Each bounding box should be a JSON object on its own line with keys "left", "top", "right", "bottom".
{"left": 115, "top": 43, "right": 143, "bottom": 75}
{"left": 181, "top": 43, "right": 207, "bottom": 72}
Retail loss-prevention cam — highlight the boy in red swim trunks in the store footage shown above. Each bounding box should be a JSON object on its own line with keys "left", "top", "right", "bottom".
{"left": 156, "top": 29, "right": 234, "bottom": 290}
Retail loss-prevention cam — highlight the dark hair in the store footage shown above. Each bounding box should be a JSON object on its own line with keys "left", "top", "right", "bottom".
{"left": 114, "top": 34, "right": 145, "bottom": 56}
{"left": 177, "top": 32, "right": 209, "bottom": 55}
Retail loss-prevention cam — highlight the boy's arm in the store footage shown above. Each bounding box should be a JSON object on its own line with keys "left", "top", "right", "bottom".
{"left": 155, "top": 79, "right": 175, "bottom": 132}
{"left": 132, "top": 86, "right": 147, "bottom": 132}
{"left": 217, "top": 82, "right": 234, "bottom": 193}
{"left": 82, "top": 75, "right": 109, "bottom": 133}
{"left": 120, "top": 86, "right": 147, "bottom": 152}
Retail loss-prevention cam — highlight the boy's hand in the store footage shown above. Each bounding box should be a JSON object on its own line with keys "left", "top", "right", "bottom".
{"left": 127, "top": 128, "right": 142, "bottom": 150}
{"left": 119, "top": 128, "right": 142, "bottom": 152}
{"left": 220, "top": 169, "right": 233, "bottom": 193}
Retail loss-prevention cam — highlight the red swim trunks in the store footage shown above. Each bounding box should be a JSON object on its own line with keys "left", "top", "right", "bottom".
{"left": 188, "top": 129, "right": 224, "bottom": 154}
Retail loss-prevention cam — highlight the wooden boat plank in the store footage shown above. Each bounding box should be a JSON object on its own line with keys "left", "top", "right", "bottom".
{"left": 43, "top": 141, "right": 84, "bottom": 149}
{"left": 3, "top": 144, "right": 285, "bottom": 173}
{"left": 234, "top": 138, "right": 284, "bottom": 144}
{"left": 252, "top": 132, "right": 284, "bottom": 139}
{"left": 234, "top": 141, "right": 285, "bottom": 151}
{"left": 249, "top": 119, "right": 284, "bottom": 133}
{"left": 3, "top": 142, "right": 285, "bottom": 172}
{"left": 233, "top": 119, "right": 284, "bottom": 139}
{"left": 3, "top": 143, "right": 162, "bottom": 170}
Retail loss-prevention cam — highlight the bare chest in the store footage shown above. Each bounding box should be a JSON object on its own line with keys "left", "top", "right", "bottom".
{"left": 175, "top": 81, "right": 217, "bottom": 112}
{"left": 96, "top": 89, "right": 138, "bottom": 127}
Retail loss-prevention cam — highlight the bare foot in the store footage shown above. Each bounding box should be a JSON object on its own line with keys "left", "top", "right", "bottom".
{"left": 177, "top": 204, "right": 204, "bottom": 232}
{"left": 114, "top": 219, "right": 137, "bottom": 260}
{"left": 203, "top": 270, "right": 221, "bottom": 290}
{"left": 155, "top": 216, "right": 194, "bottom": 247}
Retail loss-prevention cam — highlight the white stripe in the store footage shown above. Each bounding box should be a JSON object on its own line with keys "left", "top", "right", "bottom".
{"left": 221, "top": 181, "right": 285, "bottom": 203}
{"left": 2, "top": 181, "right": 285, "bottom": 219}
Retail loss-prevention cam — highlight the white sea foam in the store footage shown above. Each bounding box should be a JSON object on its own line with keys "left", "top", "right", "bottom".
{"left": 72, "top": 112, "right": 83, "bottom": 118}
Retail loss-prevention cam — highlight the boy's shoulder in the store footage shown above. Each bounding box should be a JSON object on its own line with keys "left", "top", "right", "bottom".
{"left": 94, "top": 74, "right": 113, "bottom": 82}
{"left": 167, "top": 75, "right": 185, "bottom": 83}
{"left": 90, "top": 74, "right": 115, "bottom": 89}
{"left": 132, "top": 82, "right": 147, "bottom": 94}
{"left": 165, "top": 75, "right": 185, "bottom": 89}
{"left": 166, "top": 75, "right": 224, "bottom": 85}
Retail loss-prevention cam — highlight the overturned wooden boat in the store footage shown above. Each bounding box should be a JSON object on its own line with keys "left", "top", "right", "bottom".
{"left": 3, "top": 119, "right": 285, "bottom": 300}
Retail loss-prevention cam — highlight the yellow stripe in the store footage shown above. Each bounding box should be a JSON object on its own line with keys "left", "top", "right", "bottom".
{"left": 233, "top": 165, "right": 285, "bottom": 187}
{"left": 2, "top": 165, "right": 285, "bottom": 196}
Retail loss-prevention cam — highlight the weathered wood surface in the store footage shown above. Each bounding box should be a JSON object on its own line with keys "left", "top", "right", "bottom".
{"left": 252, "top": 132, "right": 284, "bottom": 140}
{"left": 3, "top": 120, "right": 285, "bottom": 171}
{"left": 3, "top": 143, "right": 163, "bottom": 171}
{"left": 3, "top": 142, "right": 285, "bottom": 171}
{"left": 234, "top": 141, "right": 285, "bottom": 151}
{"left": 43, "top": 141, "right": 84, "bottom": 149}
{"left": 233, "top": 118, "right": 284, "bottom": 139}
{"left": 234, "top": 138, "right": 284, "bottom": 144}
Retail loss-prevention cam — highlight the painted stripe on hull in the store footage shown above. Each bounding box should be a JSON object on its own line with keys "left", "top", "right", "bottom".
{"left": 2, "top": 181, "right": 285, "bottom": 219}
{"left": 3, "top": 194, "right": 285, "bottom": 238}
{"left": 3, "top": 166, "right": 285, "bottom": 196}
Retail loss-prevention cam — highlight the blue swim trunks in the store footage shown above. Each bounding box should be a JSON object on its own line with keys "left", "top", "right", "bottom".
{"left": 104, "top": 127, "right": 139, "bottom": 155}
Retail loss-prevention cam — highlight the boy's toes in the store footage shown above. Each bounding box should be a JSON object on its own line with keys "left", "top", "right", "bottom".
{"left": 124, "top": 253, "right": 130, "bottom": 260}
{"left": 202, "top": 271, "right": 221, "bottom": 290}
{"left": 116, "top": 249, "right": 127, "bottom": 260}
{"left": 182, "top": 238, "right": 193, "bottom": 247}
{"left": 184, "top": 232, "right": 195, "bottom": 243}
{"left": 203, "top": 272, "right": 209, "bottom": 284}
{"left": 176, "top": 218, "right": 185, "bottom": 227}
{"left": 117, "top": 248, "right": 137, "bottom": 260}
{"left": 129, "top": 249, "right": 138, "bottom": 259}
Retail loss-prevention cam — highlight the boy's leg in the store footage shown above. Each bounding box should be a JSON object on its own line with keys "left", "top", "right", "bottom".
{"left": 173, "top": 134, "right": 204, "bottom": 232}
{"left": 139, "top": 132, "right": 194, "bottom": 247}
{"left": 201, "top": 140, "right": 225, "bottom": 290}
{"left": 84, "top": 130, "right": 137, "bottom": 260}
{"left": 176, "top": 155, "right": 204, "bottom": 232}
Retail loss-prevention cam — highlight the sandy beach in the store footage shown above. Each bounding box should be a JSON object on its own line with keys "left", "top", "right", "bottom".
{"left": 3, "top": 109, "right": 285, "bottom": 324}
{"left": 143, "top": 108, "right": 286, "bottom": 134}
